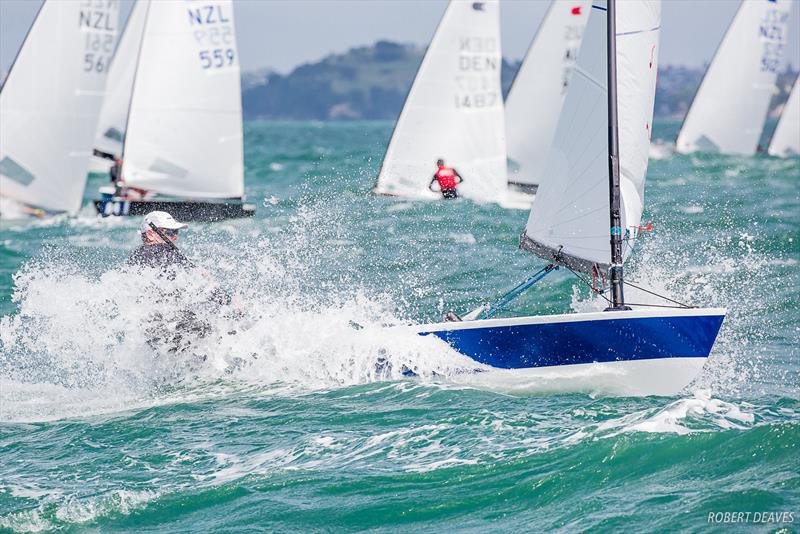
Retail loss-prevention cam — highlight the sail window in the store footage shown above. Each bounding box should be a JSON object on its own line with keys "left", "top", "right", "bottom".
{"left": 0, "top": 157, "right": 35, "bottom": 187}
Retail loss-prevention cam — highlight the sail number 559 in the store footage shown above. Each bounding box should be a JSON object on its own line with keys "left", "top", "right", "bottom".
{"left": 199, "top": 48, "right": 235, "bottom": 69}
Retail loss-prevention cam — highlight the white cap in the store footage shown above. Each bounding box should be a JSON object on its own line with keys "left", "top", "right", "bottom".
{"left": 140, "top": 211, "right": 188, "bottom": 234}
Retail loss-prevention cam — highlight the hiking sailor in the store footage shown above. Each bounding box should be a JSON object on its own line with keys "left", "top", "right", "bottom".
{"left": 128, "top": 211, "right": 190, "bottom": 268}
{"left": 128, "top": 211, "right": 239, "bottom": 313}
{"left": 429, "top": 159, "right": 464, "bottom": 199}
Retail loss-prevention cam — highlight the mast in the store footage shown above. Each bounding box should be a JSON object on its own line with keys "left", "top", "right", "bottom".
{"left": 606, "top": 0, "right": 627, "bottom": 310}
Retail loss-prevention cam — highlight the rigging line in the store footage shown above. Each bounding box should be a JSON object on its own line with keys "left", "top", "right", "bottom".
{"left": 622, "top": 280, "right": 695, "bottom": 308}
{"left": 567, "top": 266, "right": 693, "bottom": 309}
{"left": 564, "top": 264, "right": 612, "bottom": 304}
{"left": 619, "top": 302, "right": 693, "bottom": 310}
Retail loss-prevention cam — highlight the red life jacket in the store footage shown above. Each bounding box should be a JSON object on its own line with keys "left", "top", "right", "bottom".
{"left": 435, "top": 166, "right": 458, "bottom": 190}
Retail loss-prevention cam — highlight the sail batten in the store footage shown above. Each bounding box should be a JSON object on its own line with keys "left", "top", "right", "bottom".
{"left": 0, "top": 0, "right": 119, "bottom": 213}
{"left": 522, "top": 0, "right": 661, "bottom": 275}
{"left": 374, "top": 0, "right": 506, "bottom": 202}
{"left": 121, "top": 0, "right": 244, "bottom": 199}
{"left": 676, "top": 0, "right": 792, "bottom": 156}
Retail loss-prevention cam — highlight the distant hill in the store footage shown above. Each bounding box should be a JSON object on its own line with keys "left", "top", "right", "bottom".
{"left": 242, "top": 40, "right": 798, "bottom": 122}
{"left": 242, "top": 40, "right": 518, "bottom": 120}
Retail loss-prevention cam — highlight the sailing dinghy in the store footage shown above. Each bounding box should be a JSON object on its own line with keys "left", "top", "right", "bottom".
{"left": 504, "top": 0, "right": 590, "bottom": 204}
{"left": 767, "top": 75, "right": 800, "bottom": 158}
{"left": 412, "top": 0, "right": 725, "bottom": 397}
{"left": 0, "top": 0, "right": 119, "bottom": 218}
{"left": 89, "top": 0, "right": 149, "bottom": 175}
{"left": 675, "top": 0, "right": 792, "bottom": 156}
{"left": 95, "top": 0, "right": 255, "bottom": 221}
{"left": 373, "top": 0, "right": 507, "bottom": 203}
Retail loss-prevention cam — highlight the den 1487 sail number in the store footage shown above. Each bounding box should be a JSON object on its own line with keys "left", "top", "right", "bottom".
{"left": 454, "top": 36, "right": 499, "bottom": 109}
{"left": 188, "top": 4, "right": 237, "bottom": 70}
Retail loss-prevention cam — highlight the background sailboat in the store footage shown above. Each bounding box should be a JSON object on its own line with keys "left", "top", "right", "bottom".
{"left": 675, "top": 0, "right": 792, "bottom": 156}
{"left": 0, "top": 0, "right": 119, "bottom": 217}
{"left": 373, "top": 0, "right": 507, "bottom": 203}
{"left": 89, "top": 0, "right": 149, "bottom": 175}
{"left": 95, "top": 0, "right": 255, "bottom": 221}
{"left": 504, "top": 0, "right": 590, "bottom": 202}
{"left": 768, "top": 75, "right": 800, "bottom": 158}
{"left": 412, "top": 0, "right": 725, "bottom": 397}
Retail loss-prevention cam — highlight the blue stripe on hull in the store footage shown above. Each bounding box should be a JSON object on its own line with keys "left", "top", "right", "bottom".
{"left": 421, "top": 314, "right": 724, "bottom": 369}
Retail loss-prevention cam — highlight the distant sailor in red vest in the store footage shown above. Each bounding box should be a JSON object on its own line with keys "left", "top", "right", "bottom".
{"left": 429, "top": 159, "right": 464, "bottom": 199}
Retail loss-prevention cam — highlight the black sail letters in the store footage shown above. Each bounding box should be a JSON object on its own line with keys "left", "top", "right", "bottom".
{"left": 455, "top": 36, "right": 499, "bottom": 108}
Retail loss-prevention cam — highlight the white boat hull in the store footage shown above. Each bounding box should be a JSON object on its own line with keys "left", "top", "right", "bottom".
{"left": 450, "top": 356, "right": 708, "bottom": 397}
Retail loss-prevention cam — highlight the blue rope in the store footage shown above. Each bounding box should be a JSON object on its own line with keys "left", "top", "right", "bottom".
{"left": 480, "top": 264, "right": 557, "bottom": 320}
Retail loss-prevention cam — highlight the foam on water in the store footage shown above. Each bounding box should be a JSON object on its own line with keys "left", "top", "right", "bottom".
{"left": 0, "top": 231, "right": 475, "bottom": 423}
{"left": 0, "top": 489, "right": 160, "bottom": 532}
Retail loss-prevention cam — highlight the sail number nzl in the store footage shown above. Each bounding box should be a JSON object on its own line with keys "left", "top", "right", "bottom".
{"left": 199, "top": 48, "right": 236, "bottom": 70}
{"left": 188, "top": 4, "right": 237, "bottom": 71}
{"left": 759, "top": 7, "right": 789, "bottom": 73}
{"left": 80, "top": 1, "right": 117, "bottom": 73}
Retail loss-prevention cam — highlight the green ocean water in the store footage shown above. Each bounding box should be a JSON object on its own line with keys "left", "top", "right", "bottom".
{"left": 0, "top": 120, "right": 798, "bottom": 532}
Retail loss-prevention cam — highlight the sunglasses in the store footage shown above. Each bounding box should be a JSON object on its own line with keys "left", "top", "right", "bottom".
{"left": 158, "top": 228, "right": 179, "bottom": 238}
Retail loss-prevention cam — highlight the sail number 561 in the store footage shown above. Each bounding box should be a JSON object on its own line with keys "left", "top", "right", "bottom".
{"left": 199, "top": 48, "right": 235, "bottom": 69}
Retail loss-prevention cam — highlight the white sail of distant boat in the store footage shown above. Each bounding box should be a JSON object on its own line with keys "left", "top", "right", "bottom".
{"left": 0, "top": 0, "right": 119, "bottom": 214}
{"left": 676, "top": 0, "right": 792, "bottom": 156}
{"left": 93, "top": 0, "right": 149, "bottom": 163}
{"left": 505, "top": 0, "right": 590, "bottom": 193}
{"left": 374, "top": 0, "right": 507, "bottom": 202}
{"left": 768, "top": 76, "right": 800, "bottom": 157}
{"left": 121, "top": 0, "right": 244, "bottom": 199}
{"left": 522, "top": 0, "right": 660, "bottom": 273}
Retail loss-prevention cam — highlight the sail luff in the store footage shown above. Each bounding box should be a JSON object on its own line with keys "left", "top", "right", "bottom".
{"left": 119, "top": 0, "right": 152, "bottom": 168}
{"left": 95, "top": 0, "right": 149, "bottom": 159}
{"left": 505, "top": 0, "right": 590, "bottom": 189}
{"left": 768, "top": 75, "right": 800, "bottom": 157}
{"left": 0, "top": 2, "right": 45, "bottom": 94}
{"left": 606, "top": 0, "right": 625, "bottom": 308}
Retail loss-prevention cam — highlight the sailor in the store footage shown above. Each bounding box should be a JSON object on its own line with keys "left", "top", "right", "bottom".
{"left": 128, "top": 211, "right": 189, "bottom": 268}
{"left": 128, "top": 211, "right": 236, "bottom": 309}
{"left": 109, "top": 158, "right": 122, "bottom": 186}
{"left": 429, "top": 159, "right": 463, "bottom": 199}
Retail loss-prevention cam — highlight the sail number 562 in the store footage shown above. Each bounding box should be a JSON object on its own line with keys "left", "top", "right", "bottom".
{"left": 199, "top": 48, "right": 235, "bottom": 69}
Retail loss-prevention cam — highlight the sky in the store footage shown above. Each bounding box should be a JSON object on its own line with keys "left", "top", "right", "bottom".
{"left": 1, "top": 0, "right": 798, "bottom": 75}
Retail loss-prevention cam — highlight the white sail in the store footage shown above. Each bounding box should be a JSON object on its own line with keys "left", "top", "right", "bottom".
{"left": 521, "top": 0, "right": 661, "bottom": 274}
{"left": 122, "top": 0, "right": 243, "bottom": 199}
{"left": 768, "top": 76, "right": 800, "bottom": 158}
{"left": 505, "top": 0, "right": 590, "bottom": 189}
{"left": 676, "top": 0, "right": 792, "bottom": 156}
{"left": 374, "top": 0, "right": 507, "bottom": 202}
{"left": 0, "top": 0, "right": 119, "bottom": 213}
{"left": 94, "top": 0, "right": 148, "bottom": 159}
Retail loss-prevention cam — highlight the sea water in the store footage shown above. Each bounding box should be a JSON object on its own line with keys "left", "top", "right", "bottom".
{"left": 0, "top": 121, "right": 798, "bottom": 531}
